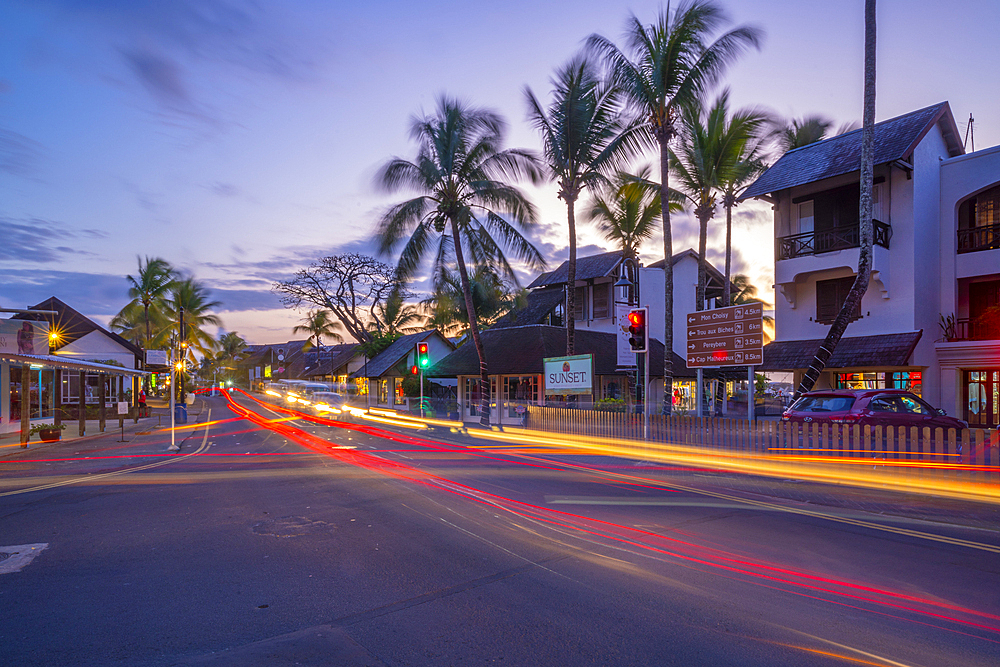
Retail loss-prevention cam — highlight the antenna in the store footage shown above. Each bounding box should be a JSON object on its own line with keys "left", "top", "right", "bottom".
{"left": 963, "top": 113, "right": 975, "bottom": 152}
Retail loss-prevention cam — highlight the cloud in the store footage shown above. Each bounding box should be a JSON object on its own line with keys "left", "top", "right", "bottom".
{"left": 0, "top": 269, "right": 128, "bottom": 317}
{"left": 0, "top": 217, "right": 108, "bottom": 262}
{"left": 208, "top": 181, "right": 240, "bottom": 197}
{"left": 123, "top": 49, "right": 190, "bottom": 105}
{"left": 0, "top": 128, "right": 43, "bottom": 177}
{"left": 207, "top": 287, "right": 283, "bottom": 313}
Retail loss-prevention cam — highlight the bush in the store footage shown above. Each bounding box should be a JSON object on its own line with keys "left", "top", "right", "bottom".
{"left": 595, "top": 398, "right": 627, "bottom": 413}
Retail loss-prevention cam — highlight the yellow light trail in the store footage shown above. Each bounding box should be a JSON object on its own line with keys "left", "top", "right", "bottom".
{"left": 462, "top": 426, "right": 1000, "bottom": 506}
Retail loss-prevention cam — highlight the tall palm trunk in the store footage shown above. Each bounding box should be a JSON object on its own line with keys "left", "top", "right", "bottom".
{"left": 723, "top": 199, "right": 734, "bottom": 307}
{"left": 451, "top": 217, "right": 491, "bottom": 427}
{"left": 695, "top": 205, "right": 711, "bottom": 312}
{"left": 796, "top": 0, "right": 876, "bottom": 397}
{"left": 659, "top": 133, "right": 674, "bottom": 415}
{"left": 565, "top": 195, "right": 578, "bottom": 356}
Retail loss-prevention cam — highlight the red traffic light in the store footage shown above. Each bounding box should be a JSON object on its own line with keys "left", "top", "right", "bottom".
{"left": 410, "top": 365, "right": 418, "bottom": 375}
{"left": 627, "top": 307, "right": 648, "bottom": 353}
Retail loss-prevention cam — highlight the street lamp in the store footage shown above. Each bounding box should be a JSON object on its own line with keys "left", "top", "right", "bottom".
{"left": 615, "top": 256, "right": 648, "bottom": 437}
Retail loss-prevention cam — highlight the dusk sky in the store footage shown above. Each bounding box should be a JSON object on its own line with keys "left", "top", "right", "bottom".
{"left": 2, "top": 0, "right": 998, "bottom": 345}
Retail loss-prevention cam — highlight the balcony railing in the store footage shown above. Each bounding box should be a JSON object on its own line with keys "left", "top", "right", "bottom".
{"left": 777, "top": 219, "right": 892, "bottom": 260}
{"left": 949, "top": 318, "right": 1000, "bottom": 342}
{"left": 957, "top": 222, "right": 1000, "bottom": 254}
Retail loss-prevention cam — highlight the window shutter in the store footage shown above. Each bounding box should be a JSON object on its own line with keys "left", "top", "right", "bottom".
{"left": 816, "top": 276, "right": 861, "bottom": 324}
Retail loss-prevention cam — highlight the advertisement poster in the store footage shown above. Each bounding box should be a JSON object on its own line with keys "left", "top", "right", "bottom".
{"left": 543, "top": 354, "right": 593, "bottom": 396}
{"left": 0, "top": 319, "right": 48, "bottom": 355}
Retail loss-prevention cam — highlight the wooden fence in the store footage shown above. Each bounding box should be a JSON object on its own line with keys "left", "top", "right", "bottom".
{"left": 525, "top": 406, "right": 999, "bottom": 476}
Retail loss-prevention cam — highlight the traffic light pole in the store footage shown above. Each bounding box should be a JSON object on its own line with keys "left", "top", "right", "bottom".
{"left": 419, "top": 367, "right": 424, "bottom": 418}
{"left": 644, "top": 334, "right": 649, "bottom": 440}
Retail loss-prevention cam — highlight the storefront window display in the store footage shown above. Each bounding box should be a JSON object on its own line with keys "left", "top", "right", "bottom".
{"left": 672, "top": 380, "right": 696, "bottom": 413}
{"left": 503, "top": 376, "right": 537, "bottom": 417}
{"left": 835, "top": 371, "right": 922, "bottom": 395}
{"left": 377, "top": 379, "right": 388, "bottom": 405}
{"left": 393, "top": 377, "right": 405, "bottom": 405}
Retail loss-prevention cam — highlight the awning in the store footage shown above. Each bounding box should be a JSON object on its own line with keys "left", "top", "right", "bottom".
{"left": 760, "top": 331, "right": 922, "bottom": 371}
{"left": 0, "top": 352, "right": 149, "bottom": 375}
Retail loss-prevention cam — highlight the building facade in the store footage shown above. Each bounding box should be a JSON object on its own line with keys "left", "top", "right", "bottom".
{"left": 746, "top": 102, "right": 1000, "bottom": 427}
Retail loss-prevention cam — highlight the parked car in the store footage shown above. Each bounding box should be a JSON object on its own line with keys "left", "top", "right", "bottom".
{"left": 781, "top": 389, "right": 968, "bottom": 430}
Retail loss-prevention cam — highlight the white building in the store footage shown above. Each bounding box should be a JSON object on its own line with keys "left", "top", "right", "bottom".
{"left": 744, "top": 102, "right": 1000, "bottom": 428}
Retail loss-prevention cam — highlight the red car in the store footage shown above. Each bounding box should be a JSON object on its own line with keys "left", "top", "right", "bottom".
{"left": 781, "top": 389, "right": 968, "bottom": 430}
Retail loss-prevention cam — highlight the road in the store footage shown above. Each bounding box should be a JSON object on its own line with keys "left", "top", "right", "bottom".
{"left": 1, "top": 391, "right": 998, "bottom": 666}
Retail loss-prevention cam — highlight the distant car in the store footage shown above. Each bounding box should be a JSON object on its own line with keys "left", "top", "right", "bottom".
{"left": 309, "top": 392, "right": 348, "bottom": 414}
{"left": 781, "top": 389, "right": 968, "bottom": 430}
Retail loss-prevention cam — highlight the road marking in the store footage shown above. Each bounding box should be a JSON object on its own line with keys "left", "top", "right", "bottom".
{"left": 0, "top": 543, "right": 48, "bottom": 575}
{"left": 0, "top": 409, "right": 213, "bottom": 498}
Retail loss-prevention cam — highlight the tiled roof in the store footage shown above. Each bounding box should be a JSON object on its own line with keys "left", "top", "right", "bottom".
{"left": 424, "top": 324, "right": 689, "bottom": 377}
{"left": 307, "top": 343, "right": 361, "bottom": 377}
{"left": 527, "top": 251, "right": 623, "bottom": 288}
{"left": 760, "top": 331, "right": 922, "bottom": 371}
{"left": 742, "top": 103, "right": 963, "bottom": 199}
{"left": 350, "top": 330, "right": 452, "bottom": 379}
{"left": 491, "top": 288, "right": 564, "bottom": 328}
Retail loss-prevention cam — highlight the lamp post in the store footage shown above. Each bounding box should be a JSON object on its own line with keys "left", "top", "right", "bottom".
{"left": 614, "top": 257, "right": 648, "bottom": 438}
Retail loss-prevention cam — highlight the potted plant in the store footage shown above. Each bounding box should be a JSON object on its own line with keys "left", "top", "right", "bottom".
{"left": 29, "top": 423, "right": 66, "bottom": 442}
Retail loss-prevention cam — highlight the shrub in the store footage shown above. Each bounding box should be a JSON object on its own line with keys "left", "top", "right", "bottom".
{"left": 595, "top": 398, "right": 627, "bottom": 413}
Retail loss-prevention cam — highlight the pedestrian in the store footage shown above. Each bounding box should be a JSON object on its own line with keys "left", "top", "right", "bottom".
{"left": 138, "top": 388, "right": 147, "bottom": 417}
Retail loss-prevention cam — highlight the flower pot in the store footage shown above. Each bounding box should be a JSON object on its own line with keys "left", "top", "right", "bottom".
{"left": 39, "top": 429, "right": 62, "bottom": 442}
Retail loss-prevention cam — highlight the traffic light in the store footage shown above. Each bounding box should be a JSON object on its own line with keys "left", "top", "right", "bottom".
{"left": 627, "top": 308, "right": 648, "bottom": 353}
{"left": 416, "top": 342, "right": 429, "bottom": 369}
{"left": 410, "top": 364, "right": 419, "bottom": 375}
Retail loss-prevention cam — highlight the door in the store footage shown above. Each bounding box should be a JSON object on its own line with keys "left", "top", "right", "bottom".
{"left": 964, "top": 370, "right": 999, "bottom": 428}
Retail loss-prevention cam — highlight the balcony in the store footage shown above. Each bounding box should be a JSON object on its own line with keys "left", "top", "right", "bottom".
{"left": 948, "top": 318, "right": 1000, "bottom": 341}
{"left": 777, "top": 219, "right": 892, "bottom": 261}
{"left": 957, "top": 222, "right": 1000, "bottom": 254}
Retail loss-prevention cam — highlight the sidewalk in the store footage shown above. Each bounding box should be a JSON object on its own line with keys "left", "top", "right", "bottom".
{"left": 0, "top": 396, "right": 209, "bottom": 459}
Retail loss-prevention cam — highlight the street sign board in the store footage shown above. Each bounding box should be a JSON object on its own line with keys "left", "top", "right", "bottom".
{"left": 686, "top": 303, "right": 764, "bottom": 368}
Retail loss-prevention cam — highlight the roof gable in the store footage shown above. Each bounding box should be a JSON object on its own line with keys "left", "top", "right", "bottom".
{"left": 15, "top": 296, "right": 143, "bottom": 359}
{"left": 743, "top": 102, "right": 964, "bottom": 198}
{"left": 527, "top": 251, "right": 623, "bottom": 288}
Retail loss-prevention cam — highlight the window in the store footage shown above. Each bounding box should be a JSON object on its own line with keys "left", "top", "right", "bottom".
{"left": 797, "top": 201, "right": 814, "bottom": 234}
{"left": 816, "top": 276, "right": 861, "bottom": 325}
{"left": 547, "top": 302, "right": 564, "bottom": 327}
{"left": 868, "top": 397, "right": 897, "bottom": 413}
{"left": 896, "top": 395, "right": 930, "bottom": 415}
{"left": 790, "top": 395, "right": 856, "bottom": 412}
{"left": 592, "top": 283, "right": 611, "bottom": 319}
{"left": 573, "top": 286, "right": 588, "bottom": 321}
{"left": 393, "top": 378, "right": 405, "bottom": 405}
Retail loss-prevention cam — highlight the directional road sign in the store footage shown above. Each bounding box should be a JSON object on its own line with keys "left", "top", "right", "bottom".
{"left": 686, "top": 302, "right": 764, "bottom": 368}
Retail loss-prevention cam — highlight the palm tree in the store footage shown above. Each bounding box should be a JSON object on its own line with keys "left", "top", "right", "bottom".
{"left": 583, "top": 166, "right": 662, "bottom": 262}
{"left": 292, "top": 309, "right": 344, "bottom": 352}
{"left": 370, "top": 287, "right": 425, "bottom": 337}
{"left": 670, "top": 94, "right": 726, "bottom": 312}
{"left": 374, "top": 96, "right": 545, "bottom": 426}
{"left": 115, "top": 256, "right": 176, "bottom": 352}
{"left": 525, "top": 55, "right": 644, "bottom": 355}
{"left": 796, "top": 0, "right": 877, "bottom": 396}
{"left": 424, "top": 265, "right": 523, "bottom": 337}
{"left": 588, "top": 1, "right": 762, "bottom": 413}
{"left": 767, "top": 115, "right": 859, "bottom": 155}
{"left": 164, "top": 276, "right": 223, "bottom": 362}
{"left": 699, "top": 92, "right": 769, "bottom": 307}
